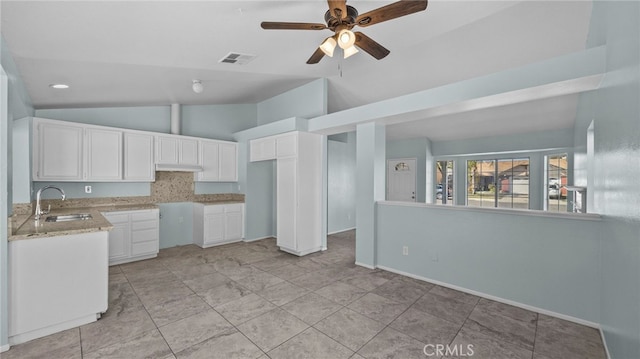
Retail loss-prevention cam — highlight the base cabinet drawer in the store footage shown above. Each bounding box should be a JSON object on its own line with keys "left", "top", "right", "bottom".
{"left": 102, "top": 208, "right": 159, "bottom": 265}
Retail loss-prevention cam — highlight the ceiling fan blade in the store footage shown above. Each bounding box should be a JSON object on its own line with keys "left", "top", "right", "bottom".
{"left": 355, "top": 0, "right": 428, "bottom": 27}
{"left": 261, "top": 22, "right": 327, "bottom": 30}
{"left": 354, "top": 32, "right": 390, "bottom": 60}
{"left": 327, "top": 0, "right": 348, "bottom": 19}
{"left": 307, "top": 47, "right": 326, "bottom": 64}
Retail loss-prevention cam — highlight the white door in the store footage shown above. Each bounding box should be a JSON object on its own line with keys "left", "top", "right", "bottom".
{"left": 387, "top": 158, "right": 417, "bottom": 202}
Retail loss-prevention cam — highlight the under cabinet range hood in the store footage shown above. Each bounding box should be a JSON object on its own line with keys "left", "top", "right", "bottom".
{"left": 155, "top": 163, "right": 203, "bottom": 172}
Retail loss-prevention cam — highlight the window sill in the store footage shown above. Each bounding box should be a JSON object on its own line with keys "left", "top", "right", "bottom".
{"left": 378, "top": 201, "right": 602, "bottom": 221}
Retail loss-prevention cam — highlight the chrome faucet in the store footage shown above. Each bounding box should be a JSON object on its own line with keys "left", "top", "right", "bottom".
{"left": 34, "top": 185, "right": 66, "bottom": 221}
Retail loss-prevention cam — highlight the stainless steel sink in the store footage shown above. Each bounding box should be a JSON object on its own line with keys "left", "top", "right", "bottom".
{"left": 45, "top": 213, "right": 93, "bottom": 222}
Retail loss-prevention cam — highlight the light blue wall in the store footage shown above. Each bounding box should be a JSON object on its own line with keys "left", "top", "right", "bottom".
{"left": 574, "top": 2, "right": 640, "bottom": 358}
{"left": 257, "top": 79, "right": 327, "bottom": 125}
{"left": 327, "top": 132, "right": 356, "bottom": 234}
{"left": 181, "top": 104, "right": 257, "bottom": 141}
{"left": 35, "top": 107, "right": 170, "bottom": 133}
{"left": 432, "top": 128, "right": 574, "bottom": 157}
{"left": 386, "top": 138, "right": 429, "bottom": 203}
{"left": 158, "top": 202, "right": 194, "bottom": 249}
{"left": 377, "top": 203, "right": 602, "bottom": 324}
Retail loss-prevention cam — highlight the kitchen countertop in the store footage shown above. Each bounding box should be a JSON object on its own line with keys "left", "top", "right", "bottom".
{"left": 9, "top": 200, "right": 246, "bottom": 241}
{"left": 9, "top": 203, "right": 159, "bottom": 241}
{"left": 193, "top": 200, "right": 245, "bottom": 205}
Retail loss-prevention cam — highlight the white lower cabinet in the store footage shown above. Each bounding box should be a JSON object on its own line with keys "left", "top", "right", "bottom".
{"left": 102, "top": 209, "right": 159, "bottom": 265}
{"left": 193, "top": 203, "right": 244, "bottom": 248}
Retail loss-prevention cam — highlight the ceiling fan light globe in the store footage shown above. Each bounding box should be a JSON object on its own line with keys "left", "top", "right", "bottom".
{"left": 343, "top": 45, "right": 359, "bottom": 59}
{"left": 319, "top": 37, "right": 337, "bottom": 57}
{"left": 337, "top": 29, "right": 356, "bottom": 49}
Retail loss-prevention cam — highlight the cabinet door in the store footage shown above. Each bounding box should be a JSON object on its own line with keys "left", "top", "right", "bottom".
{"left": 124, "top": 132, "right": 155, "bottom": 181}
{"left": 276, "top": 158, "right": 297, "bottom": 250}
{"left": 35, "top": 121, "right": 84, "bottom": 181}
{"left": 156, "top": 136, "right": 179, "bottom": 164}
{"left": 219, "top": 143, "right": 238, "bottom": 182}
{"left": 204, "top": 213, "right": 225, "bottom": 245}
{"left": 180, "top": 139, "right": 199, "bottom": 165}
{"left": 276, "top": 133, "right": 297, "bottom": 158}
{"left": 225, "top": 210, "right": 243, "bottom": 241}
{"left": 198, "top": 141, "right": 220, "bottom": 181}
{"left": 86, "top": 128, "right": 123, "bottom": 181}
{"left": 250, "top": 137, "right": 276, "bottom": 162}
{"left": 103, "top": 213, "right": 130, "bottom": 263}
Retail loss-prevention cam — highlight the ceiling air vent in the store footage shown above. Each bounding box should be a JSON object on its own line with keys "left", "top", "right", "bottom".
{"left": 218, "top": 52, "right": 257, "bottom": 65}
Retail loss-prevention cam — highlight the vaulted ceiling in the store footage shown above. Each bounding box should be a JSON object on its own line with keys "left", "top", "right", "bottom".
{"left": 1, "top": 1, "right": 593, "bottom": 140}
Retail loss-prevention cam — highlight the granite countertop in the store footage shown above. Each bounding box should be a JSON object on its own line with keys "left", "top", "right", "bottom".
{"left": 193, "top": 200, "right": 245, "bottom": 205}
{"left": 10, "top": 208, "right": 114, "bottom": 241}
{"left": 9, "top": 204, "right": 159, "bottom": 241}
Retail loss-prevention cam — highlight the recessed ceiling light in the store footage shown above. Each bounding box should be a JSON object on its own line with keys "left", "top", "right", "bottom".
{"left": 49, "top": 84, "right": 69, "bottom": 89}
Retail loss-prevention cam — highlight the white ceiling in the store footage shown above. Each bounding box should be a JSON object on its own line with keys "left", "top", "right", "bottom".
{"left": 1, "top": 0, "right": 593, "bottom": 141}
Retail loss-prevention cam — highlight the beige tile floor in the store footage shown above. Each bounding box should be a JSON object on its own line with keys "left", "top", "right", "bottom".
{"left": 4, "top": 230, "right": 607, "bottom": 359}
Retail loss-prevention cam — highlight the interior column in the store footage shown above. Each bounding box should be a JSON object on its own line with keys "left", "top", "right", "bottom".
{"left": 355, "top": 122, "right": 385, "bottom": 268}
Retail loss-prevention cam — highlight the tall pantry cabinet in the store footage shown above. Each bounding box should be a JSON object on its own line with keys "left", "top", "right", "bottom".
{"left": 250, "top": 131, "right": 323, "bottom": 256}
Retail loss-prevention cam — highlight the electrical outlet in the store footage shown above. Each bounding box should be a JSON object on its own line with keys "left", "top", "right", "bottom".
{"left": 84, "top": 185, "right": 92, "bottom": 194}
{"left": 402, "top": 246, "right": 409, "bottom": 256}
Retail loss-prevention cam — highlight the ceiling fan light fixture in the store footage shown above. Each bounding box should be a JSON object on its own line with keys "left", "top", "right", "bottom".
{"left": 343, "top": 45, "right": 359, "bottom": 59}
{"left": 337, "top": 29, "right": 356, "bottom": 49}
{"left": 319, "top": 36, "right": 337, "bottom": 57}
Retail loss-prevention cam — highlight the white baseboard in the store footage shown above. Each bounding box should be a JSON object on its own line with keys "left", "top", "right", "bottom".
{"left": 355, "top": 261, "right": 376, "bottom": 270}
{"left": 377, "top": 265, "right": 601, "bottom": 329}
{"left": 328, "top": 227, "right": 356, "bottom": 235}
{"left": 1, "top": 344, "right": 10, "bottom": 353}
{"left": 600, "top": 327, "right": 612, "bottom": 359}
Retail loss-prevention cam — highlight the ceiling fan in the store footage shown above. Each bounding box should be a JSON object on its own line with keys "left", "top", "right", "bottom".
{"left": 261, "top": 0, "right": 428, "bottom": 64}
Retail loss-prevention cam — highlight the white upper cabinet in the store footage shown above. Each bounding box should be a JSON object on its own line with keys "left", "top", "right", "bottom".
{"left": 32, "top": 118, "right": 238, "bottom": 183}
{"left": 156, "top": 135, "right": 199, "bottom": 166}
{"left": 124, "top": 132, "right": 155, "bottom": 181}
{"left": 34, "top": 119, "right": 84, "bottom": 181}
{"left": 249, "top": 137, "right": 276, "bottom": 162}
{"left": 196, "top": 139, "right": 238, "bottom": 182}
{"left": 85, "top": 128, "right": 123, "bottom": 181}
{"left": 180, "top": 138, "right": 199, "bottom": 166}
{"left": 250, "top": 132, "right": 298, "bottom": 162}
{"left": 276, "top": 133, "right": 297, "bottom": 158}
{"left": 218, "top": 143, "right": 238, "bottom": 182}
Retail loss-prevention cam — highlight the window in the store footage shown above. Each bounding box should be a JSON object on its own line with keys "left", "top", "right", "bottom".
{"left": 467, "top": 158, "right": 530, "bottom": 209}
{"left": 435, "top": 160, "right": 454, "bottom": 205}
{"left": 546, "top": 153, "right": 568, "bottom": 212}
